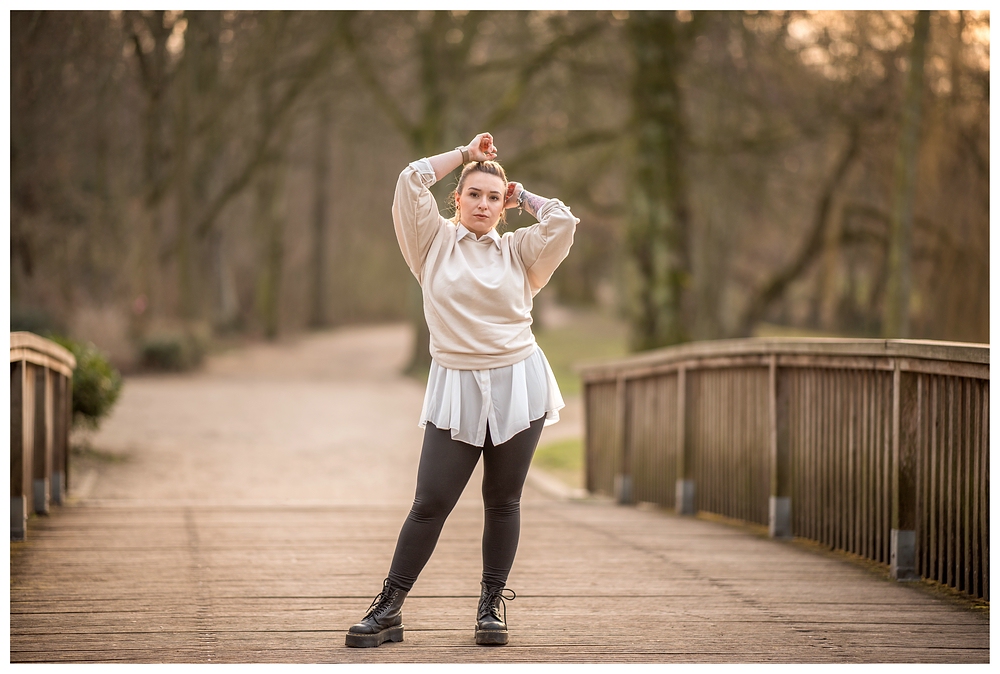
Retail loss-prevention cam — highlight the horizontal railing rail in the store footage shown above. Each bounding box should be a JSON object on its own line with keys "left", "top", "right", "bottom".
{"left": 579, "top": 338, "right": 989, "bottom": 600}
{"left": 10, "top": 332, "right": 76, "bottom": 541}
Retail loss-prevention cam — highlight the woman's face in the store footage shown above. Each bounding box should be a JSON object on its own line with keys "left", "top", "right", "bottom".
{"left": 456, "top": 172, "right": 507, "bottom": 238}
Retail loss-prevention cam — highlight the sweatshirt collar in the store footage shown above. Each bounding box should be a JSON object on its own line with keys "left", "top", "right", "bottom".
{"left": 456, "top": 224, "right": 501, "bottom": 248}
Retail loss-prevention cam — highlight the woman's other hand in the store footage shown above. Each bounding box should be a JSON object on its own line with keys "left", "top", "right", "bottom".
{"left": 504, "top": 182, "right": 523, "bottom": 210}
{"left": 467, "top": 132, "right": 498, "bottom": 162}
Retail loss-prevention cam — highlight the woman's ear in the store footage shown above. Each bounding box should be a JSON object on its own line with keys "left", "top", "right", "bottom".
{"left": 505, "top": 183, "right": 516, "bottom": 201}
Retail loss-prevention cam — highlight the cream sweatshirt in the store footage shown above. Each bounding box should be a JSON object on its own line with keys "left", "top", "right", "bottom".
{"left": 392, "top": 158, "right": 579, "bottom": 370}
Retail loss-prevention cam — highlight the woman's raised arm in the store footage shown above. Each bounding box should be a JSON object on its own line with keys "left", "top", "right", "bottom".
{"left": 505, "top": 181, "right": 579, "bottom": 294}
{"left": 428, "top": 132, "right": 498, "bottom": 182}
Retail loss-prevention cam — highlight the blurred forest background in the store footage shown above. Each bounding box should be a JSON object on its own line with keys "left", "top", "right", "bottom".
{"left": 10, "top": 10, "right": 990, "bottom": 373}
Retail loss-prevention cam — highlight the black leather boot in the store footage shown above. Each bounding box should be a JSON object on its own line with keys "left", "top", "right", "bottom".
{"left": 345, "top": 578, "right": 408, "bottom": 648}
{"left": 475, "top": 582, "right": 515, "bottom": 645}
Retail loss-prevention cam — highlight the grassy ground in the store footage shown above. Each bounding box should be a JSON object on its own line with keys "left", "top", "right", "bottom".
{"left": 531, "top": 306, "right": 628, "bottom": 489}
{"left": 533, "top": 306, "right": 629, "bottom": 397}
{"left": 531, "top": 437, "right": 584, "bottom": 489}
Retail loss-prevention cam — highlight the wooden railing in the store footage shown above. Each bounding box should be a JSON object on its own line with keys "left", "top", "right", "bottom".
{"left": 10, "top": 332, "right": 76, "bottom": 541}
{"left": 580, "top": 338, "right": 989, "bottom": 600}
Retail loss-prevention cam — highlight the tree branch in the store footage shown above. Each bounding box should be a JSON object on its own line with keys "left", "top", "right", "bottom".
{"left": 193, "top": 26, "right": 339, "bottom": 239}
{"left": 339, "top": 12, "right": 416, "bottom": 142}
{"left": 738, "top": 122, "right": 862, "bottom": 335}
{"left": 959, "top": 124, "right": 989, "bottom": 179}
{"left": 484, "top": 20, "right": 606, "bottom": 129}
{"left": 501, "top": 127, "right": 622, "bottom": 173}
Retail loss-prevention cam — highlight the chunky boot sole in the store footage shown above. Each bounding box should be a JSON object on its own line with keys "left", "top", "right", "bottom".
{"left": 345, "top": 625, "right": 404, "bottom": 648}
{"left": 475, "top": 627, "right": 509, "bottom": 646}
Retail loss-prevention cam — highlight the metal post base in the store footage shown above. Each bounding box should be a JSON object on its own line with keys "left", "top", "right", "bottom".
{"left": 614, "top": 474, "right": 634, "bottom": 505}
{"left": 769, "top": 496, "right": 792, "bottom": 539}
{"left": 51, "top": 471, "right": 65, "bottom": 506}
{"left": 675, "top": 479, "right": 695, "bottom": 515}
{"left": 890, "top": 529, "right": 918, "bottom": 581}
{"left": 33, "top": 477, "right": 50, "bottom": 515}
{"left": 11, "top": 496, "right": 27, "bottom": 541}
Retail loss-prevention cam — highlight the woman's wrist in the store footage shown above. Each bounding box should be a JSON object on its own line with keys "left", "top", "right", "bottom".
{"left": 516, "top": 188, "right": 547, "bottom": 219}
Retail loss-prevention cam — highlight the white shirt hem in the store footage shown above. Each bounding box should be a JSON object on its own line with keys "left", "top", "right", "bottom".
{"left": 418, "top": 345, "right": 564, "bottom": 447}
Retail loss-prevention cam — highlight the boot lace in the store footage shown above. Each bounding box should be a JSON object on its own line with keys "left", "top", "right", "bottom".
{"left": 479, "top": 586, "right": 516, "bottom": 623}
{"left": 364, "top": 578, "right": 398, "bottom": 620}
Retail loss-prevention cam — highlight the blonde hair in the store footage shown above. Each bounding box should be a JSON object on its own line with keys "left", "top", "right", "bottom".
{"left": 450, "top": 160, "right": 509, "bottom": 227}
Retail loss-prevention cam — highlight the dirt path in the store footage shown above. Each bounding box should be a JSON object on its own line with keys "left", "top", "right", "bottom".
{"left": 74, "top": 323, "right": 581, "bottom": 505}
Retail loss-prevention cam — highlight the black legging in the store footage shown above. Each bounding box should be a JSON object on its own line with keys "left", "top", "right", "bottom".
{"left": 387, "top": 417, "right": 545, "bottom": 591}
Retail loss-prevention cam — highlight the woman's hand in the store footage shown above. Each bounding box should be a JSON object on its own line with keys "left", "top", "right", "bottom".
{"left": 504, "top": 181, "right": 523, "bottom": 210}
{"left": 466, "top": 132, "right": 498, "bottom": 162}
{"left": 428, "top": 133, "right": 496, "bottom": 181}
{"left": 505, "top": 184, "right": 547, "bottom": 219}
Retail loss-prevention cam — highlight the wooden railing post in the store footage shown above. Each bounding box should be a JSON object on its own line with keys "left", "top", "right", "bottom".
{"left": 11, "top": 332, "right": 77, "bottom": 540}
{"left": 33, "top": 367, "right": 53, "bottom": 515}
{"left": 51, "top": 373, "right": 69, "bottom": 505}
{"left": 769, "top": 356, "right": 792, "bottom": 539}
{"left": 613, "top": 376, "right": 633, "bottom": 504}
{"left": 11, "top": 361, "right": 34, "bottom": 541}
{"left": 578, "top": 337, "right": 988, "bottom": 598}
{"left": 890, "top": 363, "right": 919, "bottom": 580}
{"left": 675, "top": 366, "right": 695, "bottom": 515}
{"left": 11, "top": 362, "right": 24, "bottom": 540}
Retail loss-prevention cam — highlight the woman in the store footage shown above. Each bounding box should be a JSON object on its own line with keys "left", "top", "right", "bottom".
{"left": 345, "top": 132, "right": 578, "bottom": 648}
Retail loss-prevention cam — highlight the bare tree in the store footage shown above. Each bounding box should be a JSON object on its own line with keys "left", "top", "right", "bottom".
{"left": 883, "top": 10, "right": 931, "bottom": 338}
{"left": 622, "top": 10, "right": 703, "bottom": 350}
{"left": 340, "top": 10, "right": 607, "bottom": 373}
{"left": 309, "top": 93, "right": 333, "bottom": 329}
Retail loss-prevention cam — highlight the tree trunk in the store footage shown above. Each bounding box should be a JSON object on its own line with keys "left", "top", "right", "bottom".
{"left": 310, "top": 95, "right": 332, "bottom": 329}
{"left": 402, "top": 127, "right": 446, "bottom": 377}
{"left": 209, "top": 228, "right": 239, "bottom": 331}
{"left": 883, "top": 10, "right": 931, "bottom": 338}
{"left": 175, "top": 60, "right": 196, "bottom": 321}
{"left": 816, "top": 196, "right": 844, "bottom": 331}
{"left": 252, "top": 52, "right": 288, "bottom": 342}
{"left": 254, "top": 150, "right": 287, "bottom": 341}
{"left": 129, "top": 10, "right": 172, "bottom": 330}
{"left": 184, "top": 10, "right": 228, "bottom": 329}
{"left": 625, "top": 11, "right": 693, "bottom": 351}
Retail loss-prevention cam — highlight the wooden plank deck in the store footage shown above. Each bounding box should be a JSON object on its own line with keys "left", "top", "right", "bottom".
{"left": 11, "top": 495, "right": 989, "bottom": 663}
{"left": 9, "top": 325, "right": 989, "bottom": 663}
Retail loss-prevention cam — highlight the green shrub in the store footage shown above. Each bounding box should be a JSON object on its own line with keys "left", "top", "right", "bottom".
{"left": 49, "top": 336, "right": 124, "bottom": 430}
{"left": 139, "top": 331, "right": 206, "bottom": 371}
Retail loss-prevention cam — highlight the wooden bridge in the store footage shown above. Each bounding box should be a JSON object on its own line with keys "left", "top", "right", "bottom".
{"left": 9, "top": 326, "right": 989, "bottom": 663}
